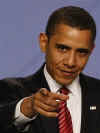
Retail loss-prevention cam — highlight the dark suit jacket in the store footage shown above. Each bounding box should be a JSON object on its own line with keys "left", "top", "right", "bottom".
{"left": 0, "top": 65, "right": 100, "bottom": 133}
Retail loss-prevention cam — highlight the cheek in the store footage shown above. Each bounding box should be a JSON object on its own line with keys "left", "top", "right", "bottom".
{"left": 46, "top": 51, "right": 64, "bottom": 76}
{"left": 77, "top": 57, "right": 89, "bottom": 70}
{"left": 47, "top": 50, "right": 63, "bottom": 65}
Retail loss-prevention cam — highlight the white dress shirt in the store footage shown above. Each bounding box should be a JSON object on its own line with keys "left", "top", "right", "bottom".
{"left": 15, "top": 66, "right": 82, "bottom": 133}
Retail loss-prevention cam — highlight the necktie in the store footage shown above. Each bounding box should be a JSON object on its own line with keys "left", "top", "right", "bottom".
{"left": 58, "top": 88, "right": 73, "bottom": 133}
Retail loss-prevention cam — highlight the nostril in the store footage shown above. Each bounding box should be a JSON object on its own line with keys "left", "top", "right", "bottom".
{"left": 63, "top": 63, "right": 75, "bottom": 69}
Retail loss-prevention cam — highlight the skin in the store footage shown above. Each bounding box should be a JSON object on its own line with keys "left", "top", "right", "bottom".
{"left": 21, "top": 24, "right": 94, "bottom": 118}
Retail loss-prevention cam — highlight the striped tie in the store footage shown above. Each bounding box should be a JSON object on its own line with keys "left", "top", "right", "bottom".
{"left": 58, "top": 88, "right": 73, "bottom": 133}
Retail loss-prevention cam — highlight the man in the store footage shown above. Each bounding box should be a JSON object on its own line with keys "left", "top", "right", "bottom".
{"left": 0, "top": 5, "right": 100, "bottom": 133}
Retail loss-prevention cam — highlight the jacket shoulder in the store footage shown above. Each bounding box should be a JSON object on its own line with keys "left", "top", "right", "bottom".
{"left": 0, "top": 65, "right": 46, "bottom": 98}
{"left": 82, "top": 73, "right": 100, "bottom": 85}
{"left": 80, "top": 73, "right": 100, "bottom": 93}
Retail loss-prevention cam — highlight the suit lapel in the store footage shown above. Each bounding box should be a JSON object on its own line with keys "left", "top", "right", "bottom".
{"left": 80, "top": 74, "right": 100, "bottom": 133}
{"left": 79, "top": 74, "right": 87, "bottom": 133}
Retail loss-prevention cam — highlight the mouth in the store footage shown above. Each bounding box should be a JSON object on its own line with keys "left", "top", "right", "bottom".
{"left": 60, "top": 69, "right": 77, "bottom": 77}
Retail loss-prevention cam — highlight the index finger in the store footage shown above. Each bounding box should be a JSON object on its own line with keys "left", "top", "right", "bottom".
{"left": 48, "top": 91, "right": 69, "bottom": 101}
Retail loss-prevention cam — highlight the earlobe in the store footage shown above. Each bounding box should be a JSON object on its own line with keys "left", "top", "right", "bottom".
{"left": 38, "top": 32, "right": 48, "bottom": 53}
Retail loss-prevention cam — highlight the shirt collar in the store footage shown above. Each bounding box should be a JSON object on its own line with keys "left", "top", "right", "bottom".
{"left": 44, "top": 65, "right": 80, "bottom": 94}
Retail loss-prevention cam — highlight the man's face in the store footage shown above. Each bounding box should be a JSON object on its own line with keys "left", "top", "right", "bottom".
{"left": 39, "top": 24, "right": 94, "bottom": 85}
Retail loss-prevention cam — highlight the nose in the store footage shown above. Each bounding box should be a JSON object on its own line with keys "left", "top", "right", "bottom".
{"left": 64, "top": 51, "right": 76, "bottom": 68}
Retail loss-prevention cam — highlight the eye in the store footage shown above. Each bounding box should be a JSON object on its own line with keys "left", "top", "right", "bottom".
{"left": 78, "top": 49, "right": 90, "bottom": 56}
{"left": 56, "top": 44, "right": 70, "bottom": 52}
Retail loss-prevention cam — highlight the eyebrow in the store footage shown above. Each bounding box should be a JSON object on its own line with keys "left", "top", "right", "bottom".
{"left": 56, "top": 43, "right": 71, "bottom": 49}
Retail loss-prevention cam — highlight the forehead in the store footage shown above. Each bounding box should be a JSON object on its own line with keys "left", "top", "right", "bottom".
{"left": 50, "top": 24, "right": 92, "bottom": 48}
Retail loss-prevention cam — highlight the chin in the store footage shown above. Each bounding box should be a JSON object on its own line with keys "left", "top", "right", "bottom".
{"left": 56, "top": 78, "right": 73, "bottom": 86}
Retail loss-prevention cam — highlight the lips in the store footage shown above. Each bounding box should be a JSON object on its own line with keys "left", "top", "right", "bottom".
{"left": 60, "top": 69, "right": 77, "bottom": 77}
{"left": 62, "top": 70, "right": 76, "bottom": 73}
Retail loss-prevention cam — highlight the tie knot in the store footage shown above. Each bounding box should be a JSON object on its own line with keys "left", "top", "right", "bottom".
{"left": 60, "top": 87, "right": 69, "bottom": 95}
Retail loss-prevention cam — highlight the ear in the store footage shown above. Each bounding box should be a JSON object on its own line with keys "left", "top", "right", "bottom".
{"left": 38, "top": 32, "right": 48, "bottom": 53}
{"left": 90, "top": 43, "right": 95, "bottom": 54}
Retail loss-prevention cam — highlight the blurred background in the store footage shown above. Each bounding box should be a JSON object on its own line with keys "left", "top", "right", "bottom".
{"left": 0, "top": 0, "right": 100, "bottom": 79}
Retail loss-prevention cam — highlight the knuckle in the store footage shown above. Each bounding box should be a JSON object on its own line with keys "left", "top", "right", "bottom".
{"left": 32, "top": 93, "right": 38, "bottom": 100}
{"left": 46, "top": 106, "right": 52, "bottom": 111}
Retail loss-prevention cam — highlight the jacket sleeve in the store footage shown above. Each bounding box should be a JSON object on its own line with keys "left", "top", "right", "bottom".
{"left": 0, "top": 79, "right": 24, "bottom": 133}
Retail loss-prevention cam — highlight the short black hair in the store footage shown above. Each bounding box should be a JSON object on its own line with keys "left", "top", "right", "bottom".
{"left": 45, "top": 6, "right": 96, "bottom": 42}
